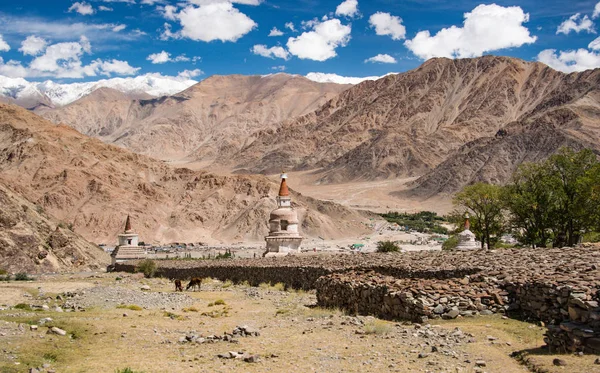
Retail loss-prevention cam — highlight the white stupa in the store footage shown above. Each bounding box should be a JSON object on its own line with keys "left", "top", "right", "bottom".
{"left": 264, "top": 173, "right": 303, "bottom": 257}
{"left": 455, "top": 213, "right": 481, "bottom": 250}
{"left": 110, "top": 215, "right": 146, "bottom": 264}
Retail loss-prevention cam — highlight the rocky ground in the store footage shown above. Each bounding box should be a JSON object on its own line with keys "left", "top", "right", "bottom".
{"left": 0, "top": 273, "right": 599, "bottom": 372}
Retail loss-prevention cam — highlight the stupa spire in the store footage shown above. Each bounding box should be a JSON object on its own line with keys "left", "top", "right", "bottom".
{"left": 124, "top": 215, "right": 132, "bottom": 233}
{"left": 278, "top": 172, "right": 289, "bottom": 197}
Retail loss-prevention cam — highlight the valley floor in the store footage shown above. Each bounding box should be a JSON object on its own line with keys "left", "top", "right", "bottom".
{"left": 1, "top": 274, "right": 598, "bottom": 373}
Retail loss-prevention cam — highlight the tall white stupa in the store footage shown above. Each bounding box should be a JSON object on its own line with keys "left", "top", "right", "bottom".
{"left": 264, "top": 173, "right": 303, "bottom": 257}
{"left": 110, "top": 215, "right": 146, "bottom": 264}
{"left": 455, "top": 213, "right": 481, "bottom": 250}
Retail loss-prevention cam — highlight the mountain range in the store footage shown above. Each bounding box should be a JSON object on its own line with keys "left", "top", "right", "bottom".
{"left": 0, "top": 103, "right": 370, "bottom": 247}
{"left": 0, "top": 74, "right": 199, "bottom": 109}
{"left": 233, "top": 56, "right": 600, "bottom": 194}
{"left": 36, "top": 74, "right": 351, "bottom": 162}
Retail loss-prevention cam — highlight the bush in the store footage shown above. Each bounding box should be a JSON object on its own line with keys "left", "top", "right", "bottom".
{"left": 136, "top": 259, "right": 156, "bottom": 278}
{"left": 14, "top": 273, "right": 34, "bottom": 281}
{"left": 116, "top": 304, "right": 143, "bottom": 311}
{"left": 442, "top": 235, "right": 459, "bottom": 251}
{"left": 116, "top": 368, "right": 144, "bottom": 373}
{"left": 213, "top": 299, "right": 226, "bottom": 306}
{"left": 364, "top": 320, "right": 391, "bottom": 335}
{"left": 14, "top": 303, "right": 32, "bottom": 311}
{"left": 376, "top": 241, "right": 400, "bottom": 253}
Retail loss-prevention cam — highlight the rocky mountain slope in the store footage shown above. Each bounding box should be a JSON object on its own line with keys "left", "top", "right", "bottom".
{"left": 233, "top": 56, "right": 600, "bottom": 190}
{"left": 0, "top": 182, "right": 109, "bottom": 273}
{"left": 37, "top": 74, "right": 350, "bottom": 163}
{"left": 0, "top": 103, "right": 369, "bottom": 245}
{"left": 0, "top": 74, "right": 198, "bottom": 108}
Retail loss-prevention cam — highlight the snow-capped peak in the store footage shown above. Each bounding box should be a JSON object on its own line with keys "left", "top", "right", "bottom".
{"left": 0, "top": 74, "right": 200, "bottom": 107}
{"left": 305, "top": 72, "right": 386, "bottom": 85}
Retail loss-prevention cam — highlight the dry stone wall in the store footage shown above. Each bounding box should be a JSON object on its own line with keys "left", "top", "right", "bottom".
{"left": 114, "top": 246, "right": 600, "bottom": 352}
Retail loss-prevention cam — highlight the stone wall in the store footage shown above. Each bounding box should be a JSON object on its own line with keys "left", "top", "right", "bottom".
{"left": 114, "top": 246, "right": 600, "bottom": 352}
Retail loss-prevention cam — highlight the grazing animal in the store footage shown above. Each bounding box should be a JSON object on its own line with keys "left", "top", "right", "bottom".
{"left": 174, "top": 279, "right": 183, "bottom": 292}
{"left": 186, "top": 277, "right": 202, "bottom": 291}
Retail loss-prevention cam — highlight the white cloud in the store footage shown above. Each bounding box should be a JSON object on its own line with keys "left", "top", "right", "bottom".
{"left": 0, "top": 36, "right": 139, "bottom": 79}
{"left": 0, "top": 15, "right": 142, "bottom": 43}
{"left": 0, "top": 35, "right": 10, "bottom": 52}
{"left": 335, "top": 0, "right": 359, "bottom": 18}
{"left": 98, "top": 5, "right": 113, "bottom": 11}
{"left": 589, "top": 36, "right": 600, "bottom": 50}
{"left": 268, "top": 27, "right": 284, "bottom": 37}
{"left": 594, "top": 1, "right": 600, "bottom": 19}
{"left": 286, "top": 18, "right": 351, "bottom": 61}
{"left": 251, "top": 44, "right": 290, "bottom": 60}
{"left": 285, "top": 22, "right": 296, "bottom": 32}
{"left": 177, "top": 68, "right": 204, "bottom": 79}
{"left": 369, "top": 12, "right": 405, "bottom": 40}
{"left": 141, "top": 0, "right": 167, "bottom": 4}
{"left": 537, "top": 48, "right": 600, "bottom": 73}
{"left": 146, "top": 51, "right": 198, "bottom": 64}
{"left": 162, "top": 2, "right": 257, "bottom": 42}
{"left": 163, "top": 5, "right": 178, "bottom": 20}
{"left": 68, "top": 2, "right": 95, "bottom": 15}
{"left": 147, "top": 50, "right": 171, "bottom": 64}
{"left": 271, "top": 65, "right": 286, "bottom": 71}
{"left": 19, "top": 35, "right": 47, "bottom": 56}
{"left": 364, "top": 53, "right": 396, "bottom": 63}
{"left": 100, "top": 0, "right": 135, "bottom": 3}
{"left": 112, "top": 24, "right": 127, "bottom": 32}
{"left": 557, "top": 14, "right": 595, "bottom": 35}
{"left": 405, "top": 4, "right": 536, "bottom": 60}
{"left": 94, "top": 59, "right": 140, "bottom": 76}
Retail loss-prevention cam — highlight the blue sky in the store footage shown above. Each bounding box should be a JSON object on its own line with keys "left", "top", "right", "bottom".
{"left": 0, "top": 0, "right": 599, "bottom": 82}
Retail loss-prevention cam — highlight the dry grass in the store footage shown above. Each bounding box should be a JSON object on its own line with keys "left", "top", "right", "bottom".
{"left": 1, "top": 275, "right": 597, "bottom": 373}
{"left": 363, "top": 319, "right": 392, "bottom": 335}
{"left": 116, "top": 304, "right": 143, "bottom": 311}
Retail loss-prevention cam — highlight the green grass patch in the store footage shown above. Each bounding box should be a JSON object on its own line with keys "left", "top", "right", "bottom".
{"left": 116, "top": 304, "right": 143, "bottom": 311}
{"left": 380, "top": 211, "right": 448, "bottom": 234}
{"left": 182, "top": 307, "right": 199, "bottom": 313}
{"left": 116, "top": 368, "right": 144, "bottom": 373}
{"left": 14, "top": 303, "right": 32, "bottom": 311}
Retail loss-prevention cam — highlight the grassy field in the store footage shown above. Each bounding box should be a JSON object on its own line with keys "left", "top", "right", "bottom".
{"left": 0, "top": 274, "right": 598, "bottom": 373}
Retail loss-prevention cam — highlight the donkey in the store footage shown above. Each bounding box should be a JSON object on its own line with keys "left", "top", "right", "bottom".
{"left": 174, "top": 279, "right": 183, "bottom": 292}
{"left": 186, "top": 277, "right": 202, "bottom": 291}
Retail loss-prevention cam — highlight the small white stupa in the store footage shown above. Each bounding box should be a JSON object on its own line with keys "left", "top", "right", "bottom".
{"left": 110, "top": 215, "right": 146, "bottom": 264}
{"left": 455, "top": 213, "right": 481, "bottom": 250}
{"left": 264, "top": 172, "right": 303, "bottom": 257}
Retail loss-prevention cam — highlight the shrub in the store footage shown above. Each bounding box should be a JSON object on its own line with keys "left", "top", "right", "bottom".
{"left": 14, "top": 303, "right": 31, "bottom": 311}
{"left": 14, "top": 273, "right": 34, "bottom": 281}
{"left": 364, "top": 320, "right": 391, "bottom": 335}
{"left": 136, "top": 259, "right": 156, "bottom": 278}
{"left": 272, "top": 282, "right": 286, "bottom": 291}
{"left": 214, "top": 299, "right": 226, "bottom": 306}
{"left": 442, "top": 235, "right": 459, "bottom": 251}
{"left": 376, "top": 241, "right": 400, "bottom": 253}
{"left": 183, "top": 307, "right": 199, "bottom": 313}
{"left": 222, "top": 280, "right": 233, "bottom": 288}
{"left": 116, "top": 304, "right": 143, "bottom": 311}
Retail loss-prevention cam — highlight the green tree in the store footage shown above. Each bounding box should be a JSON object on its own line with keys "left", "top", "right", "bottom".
{"left": 376, "top": 241, "right": 401, "bottom": 253}
{"left": 502, "top": 162, "right": 555, "bottom": 248}
{"left": 453, "top": 183, "right": 505, "bottom": 249}
{"left": 546, "top": 148, "right": 600, "bottom": 247}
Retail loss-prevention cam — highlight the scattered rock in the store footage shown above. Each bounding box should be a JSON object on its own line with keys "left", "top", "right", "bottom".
{"left": 553, "top": 358, "right": 567, "bottom": 366}
{"left": 50, "top": 327, "right": 67, "bottom": 336}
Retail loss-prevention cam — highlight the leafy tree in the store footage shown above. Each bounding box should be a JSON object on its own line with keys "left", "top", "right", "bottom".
{"left": 376, "top": 241, "right": 401, "bottom": 253}
{"left": 136, "top": 259, "right": 157, "bottom": 278}
{"left": 502, "top": 162, "right": 555, "bottom": 248}
{"left": 545, "top": 148, "right": 600, "bottom": 247}
{"left": 453, "top": 183, "right": 505, "bottom": 249}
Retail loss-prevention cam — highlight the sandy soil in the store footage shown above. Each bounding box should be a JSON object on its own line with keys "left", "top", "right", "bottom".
{"left": 1, "top": 274, "right": 598, "bottom": 373}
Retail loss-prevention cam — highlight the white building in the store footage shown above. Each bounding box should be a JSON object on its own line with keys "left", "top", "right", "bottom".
{"left": 110, "top": 215, "right": 146, "bottom": 264}
{"left": 264, "top": 173, "right": 303, "bottom": 256}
